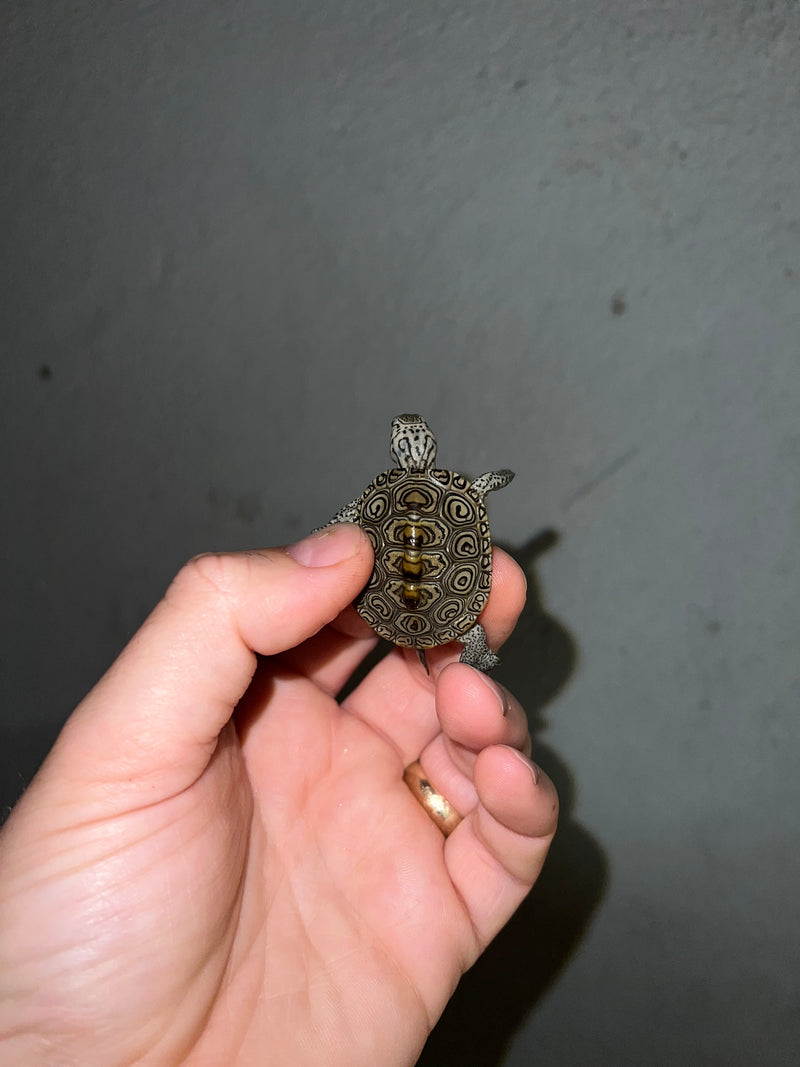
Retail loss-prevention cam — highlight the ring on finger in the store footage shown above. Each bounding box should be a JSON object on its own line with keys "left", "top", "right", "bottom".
{"left": 403, "top": 761, "right": 462, "bottom": 837}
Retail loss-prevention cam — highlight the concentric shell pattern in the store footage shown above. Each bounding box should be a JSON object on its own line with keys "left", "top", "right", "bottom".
{"left": 355, "top": 468, "right": 492, "bottom": 649}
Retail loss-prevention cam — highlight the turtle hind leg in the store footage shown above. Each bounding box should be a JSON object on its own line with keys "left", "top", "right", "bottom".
{"left": 471, "top": 469, "right": 514, "bottom": 500}
{"left": 313, "top": 498, "right": 360, "bottom": 531}
{"left": 459, "top": 623, "right": 500, "bottom": 673}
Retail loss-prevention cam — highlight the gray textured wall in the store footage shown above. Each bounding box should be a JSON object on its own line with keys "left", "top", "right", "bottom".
{"left": 2, "top": 2, "right": 798, "bottom": 1064}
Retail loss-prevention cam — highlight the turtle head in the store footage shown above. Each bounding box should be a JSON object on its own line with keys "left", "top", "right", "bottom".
{"left": 390, "top": 414, "right": 438, "bottom": 471}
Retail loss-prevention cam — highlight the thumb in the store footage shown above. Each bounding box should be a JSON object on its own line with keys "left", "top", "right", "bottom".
{"left": 39, "top": 524, "right": 372, "bottom": 798}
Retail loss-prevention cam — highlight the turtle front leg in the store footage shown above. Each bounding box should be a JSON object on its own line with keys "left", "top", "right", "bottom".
{"left": 471, "top": 469, "right": 515, "bottom": 499}
{"left": 316, "top": 498, "right": 360, "bottom": 529}
{"left": 459, "top": 622, "right": 500, "bottom": 673}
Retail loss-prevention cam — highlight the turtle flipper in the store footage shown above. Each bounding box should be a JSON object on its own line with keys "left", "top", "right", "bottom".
{"left": 471, "top": 469, "right": 515, "bottom": 500}
{"left": 459, "top": 622, "right": 500, "bottom": 673}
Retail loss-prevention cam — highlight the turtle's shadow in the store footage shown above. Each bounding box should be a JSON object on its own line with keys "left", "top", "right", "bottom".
{"left": 417, "top": 530, "right": 609, "bottom": 1067}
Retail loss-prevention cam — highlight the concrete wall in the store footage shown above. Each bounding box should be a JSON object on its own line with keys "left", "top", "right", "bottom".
{"left": 2, "top": 2, "right": 798, "bottom": 1063}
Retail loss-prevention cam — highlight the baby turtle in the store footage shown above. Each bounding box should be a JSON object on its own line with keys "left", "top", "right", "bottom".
{"left": 324, "top": 414, "right": 514, "bottom": 673}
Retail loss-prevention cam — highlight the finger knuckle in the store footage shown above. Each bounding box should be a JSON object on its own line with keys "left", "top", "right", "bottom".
{"left": 169, "top": 552, "right": 241, "bottom": 605}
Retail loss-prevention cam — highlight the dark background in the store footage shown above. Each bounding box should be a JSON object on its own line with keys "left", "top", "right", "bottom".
{"left": 2, "top": 2, "right": 798, "bottom": 1064}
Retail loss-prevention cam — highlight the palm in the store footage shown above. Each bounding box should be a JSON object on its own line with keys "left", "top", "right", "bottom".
{"left": 156, "top": 640, "right": 498, "bottom": 1064}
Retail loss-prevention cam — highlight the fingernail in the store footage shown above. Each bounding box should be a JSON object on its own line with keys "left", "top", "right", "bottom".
{"left": 285, "top": 524, "right": 364, "bottom": 567}
{"left": 475, "top": 670, "right": 510, "bottom": 717}
{"left": 503, "top": 745, "right": 541, "bottom": 785}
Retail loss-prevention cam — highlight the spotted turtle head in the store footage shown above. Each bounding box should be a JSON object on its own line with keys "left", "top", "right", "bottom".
{"left": 390, "top": 414, "right": 438, "bottom": 472}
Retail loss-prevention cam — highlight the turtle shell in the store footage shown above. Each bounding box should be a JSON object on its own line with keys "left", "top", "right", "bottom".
{"left": 355, "top": 468, "right": 493, "bottom": 650}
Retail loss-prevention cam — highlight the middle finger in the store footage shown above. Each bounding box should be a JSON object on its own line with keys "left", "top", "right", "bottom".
{"left": 341, "top": 547, "right": 527, "bottom": 760}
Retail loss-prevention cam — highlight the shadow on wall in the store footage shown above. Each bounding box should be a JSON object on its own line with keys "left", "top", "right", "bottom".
{"left": 418, "top": 530, "right": 609, "bottom": 1067}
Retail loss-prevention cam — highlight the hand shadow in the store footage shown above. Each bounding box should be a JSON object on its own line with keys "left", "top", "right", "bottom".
{"left": 417, "top": 529, "right": 609, "bottom": 1067}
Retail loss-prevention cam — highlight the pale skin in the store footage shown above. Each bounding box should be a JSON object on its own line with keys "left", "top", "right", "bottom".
{"left": 0, "top": 523, "right": 558, "bottom": 1066}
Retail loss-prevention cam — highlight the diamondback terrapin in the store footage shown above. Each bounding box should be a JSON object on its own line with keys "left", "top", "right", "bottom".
{"left": 324, "top": 414, "right": 514, "bottom": 673}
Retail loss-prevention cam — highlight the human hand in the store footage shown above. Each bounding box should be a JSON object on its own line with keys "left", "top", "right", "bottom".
{"left": 0, "top": 524, "right": 557, "bottom": 1066}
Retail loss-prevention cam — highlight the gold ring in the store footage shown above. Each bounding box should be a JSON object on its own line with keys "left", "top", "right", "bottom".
{"left": 403, "top": 761, "right": 462, "bottom": 836}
